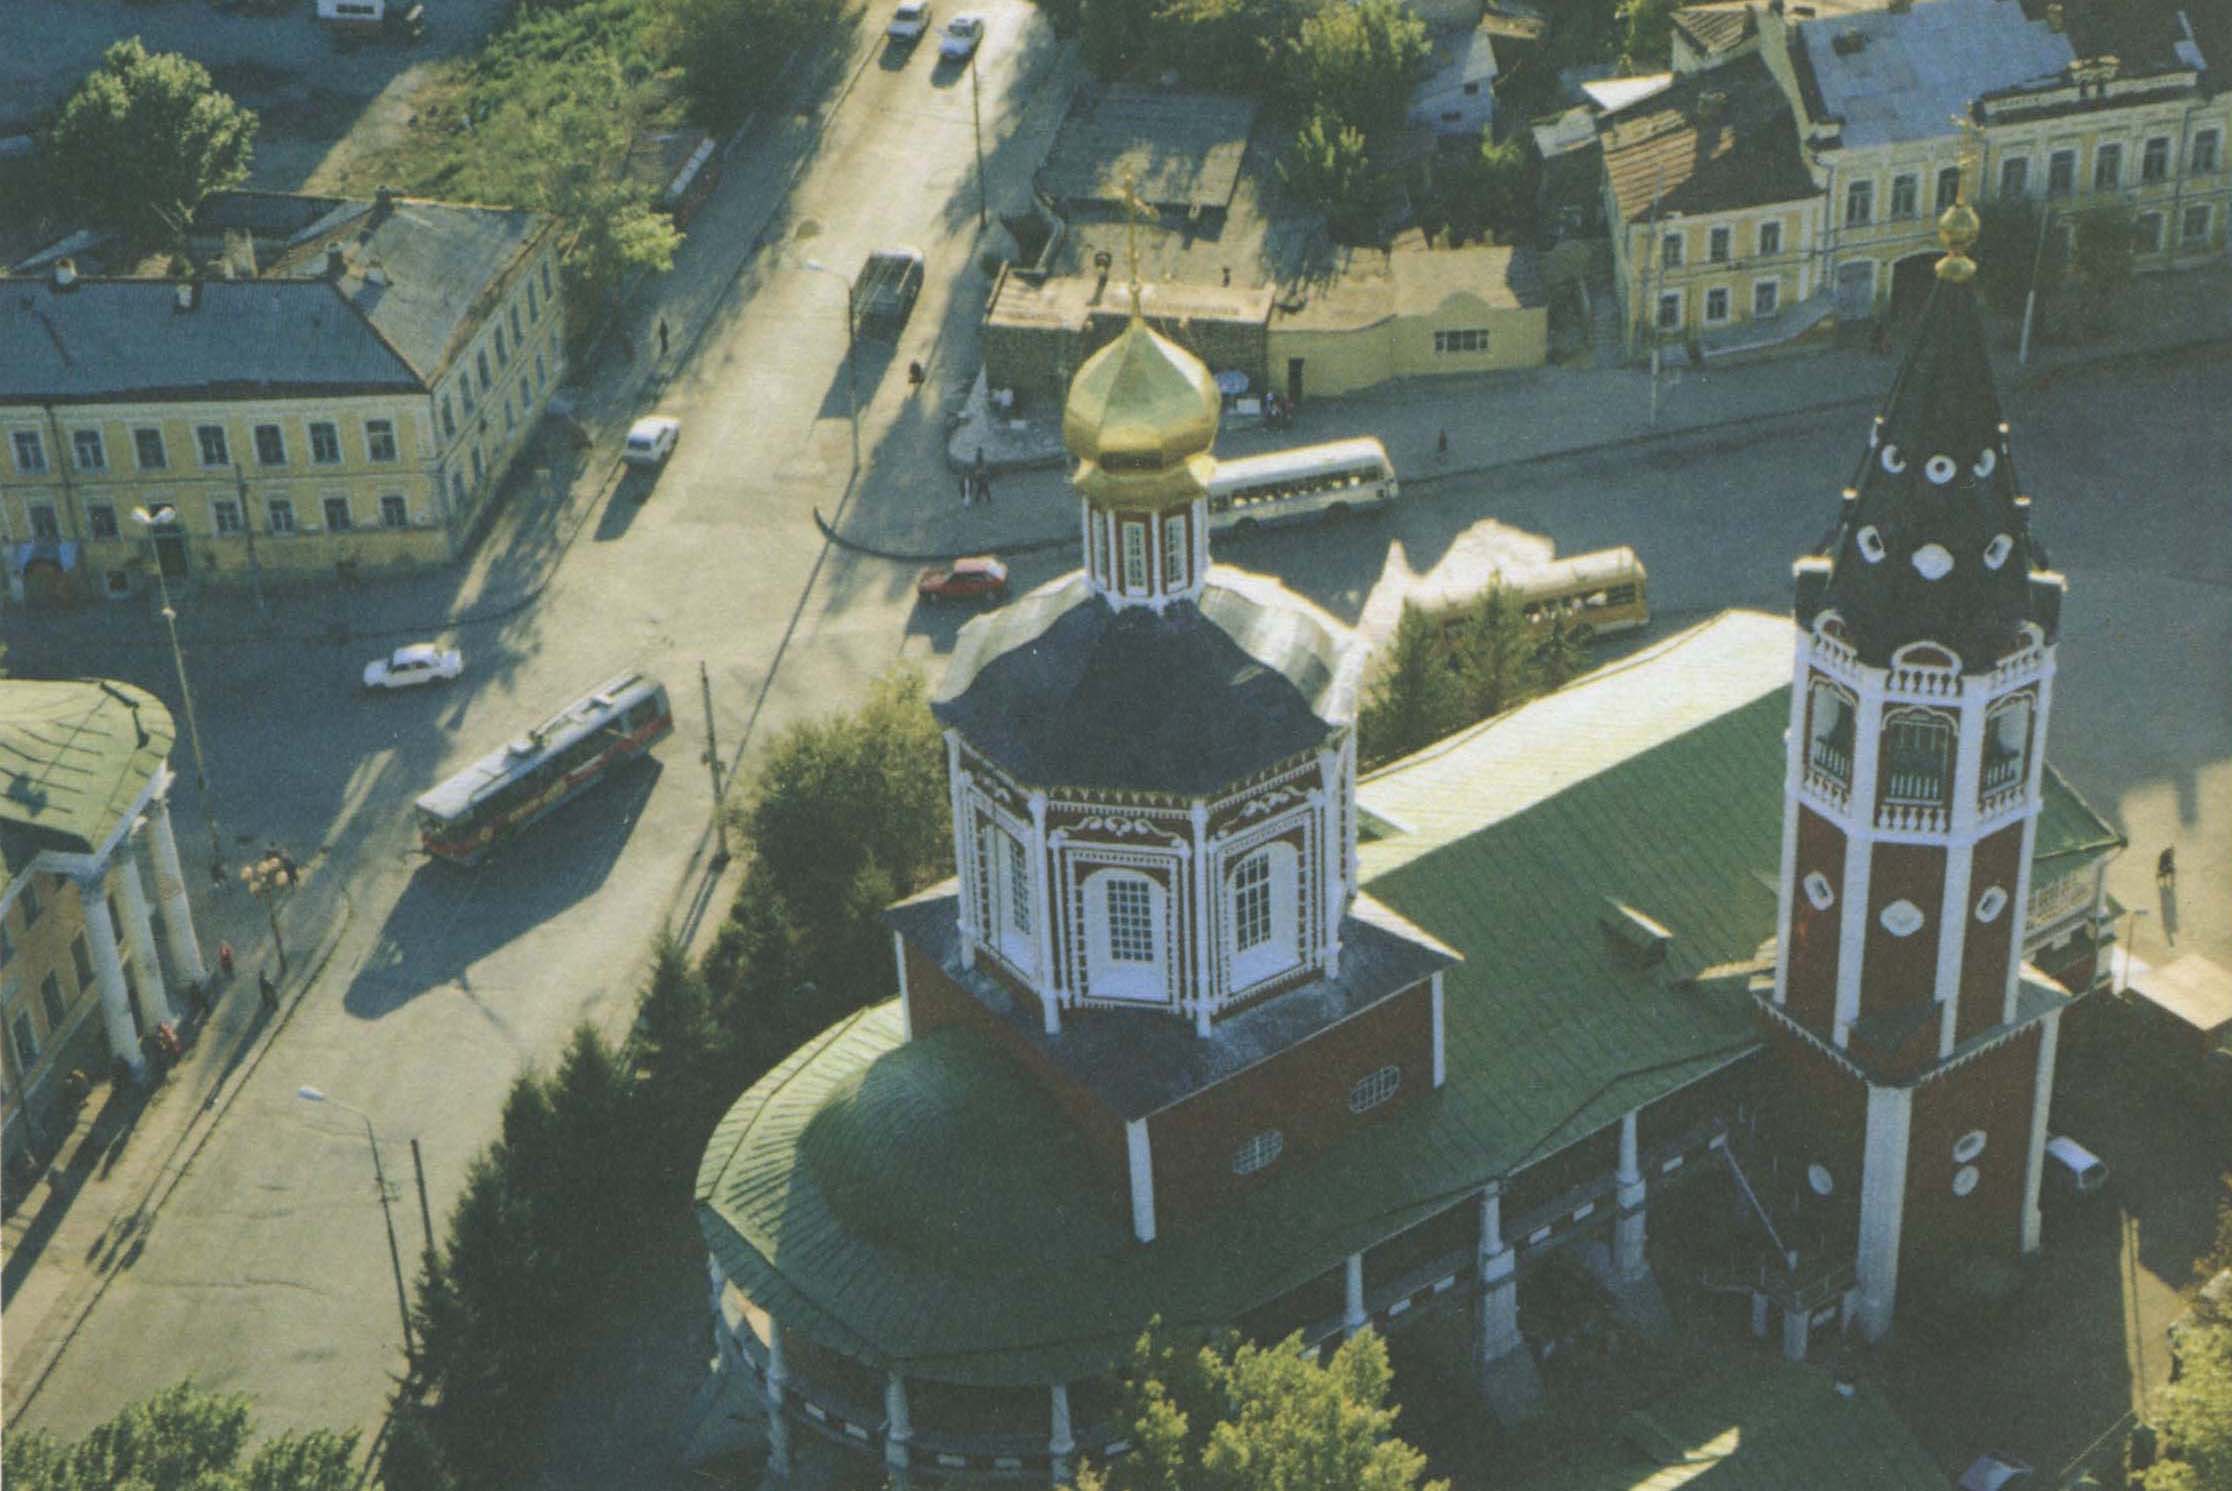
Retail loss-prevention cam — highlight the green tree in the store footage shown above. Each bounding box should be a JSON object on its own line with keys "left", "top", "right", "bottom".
{"left": 2068, "top": 206, "right": 2136, "bottom": 337}
{"left": 1282, "top": 108, "right": 1373, "bottom": 227}
{"left": 657, "top": 0, "right": 832, "bottom": 131}
{"left": 476, "top": 49, "right": 681, "bottom": 327}
{"left": 1617, "top": 0, "right": 1680, "bottom": 67}
{"left": 1080, "top": 1323, "right": 1447, "bottom": 1491}
{"left": 1149, "top": 0, "right": 1300, "bottom": 89}
{"left": 2144, "top": 1321, "right": 2232, "bottom": 1491}
{"left": 632, "top": 934, "right": 729, "bottom": 1181}
{"left": 43, "top": 39, "right": 256, "bottom": 249}
{"left": 1533, "top": 612, "right": 1590, "bottom": 688}
{"left": 1279, "top": 0, "right": 1430, "bottom": 146}
{"left": 2, "top": 1382, "right": 357, "bottom": 1491}
{"left": 1082, "top": 0, "right": 1166, "bottom": 77}
{"left": 1359, "top": 603, "right": 1465, "bottom": 768}
{"left": 1452, "top": 585, "right": 1539, "bottom": 719}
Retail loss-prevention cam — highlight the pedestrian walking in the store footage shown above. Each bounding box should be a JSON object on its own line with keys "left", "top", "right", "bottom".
{"left": 2158, "top": 845, "right": 2177, "bottom": 884}
{"left": 258, "top": 968, "right": 279, "bottom": 1014}
{"left": 657, "top": 318, "right": 671, "bottom": 359}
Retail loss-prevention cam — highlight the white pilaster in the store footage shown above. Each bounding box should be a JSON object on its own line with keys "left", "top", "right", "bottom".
{"left": 1774, "top": 639, "right": 1812, "bottom": 1000}
{"left": 945, "top": 732, "right": 978, "bottom": 970}
{"left": 2004, "top": 661, "right": 2053, "bottom": 1024}
{"left": 1430, "top": 971, "right": 1446, "bottom": 1088}
{"left": 1614, "top": 1108, "right": 1647, "bottom": 1279}
{"left": 764, "top": 1317, "right": 791, "bottom": 1479}
{"left": 1781, "top": 1300, "right": 1812, "bottom": 1361}
{"left": 1126, "top": 1117, "right": 1157, "bottom": 1243}
{"left": 115, "top": 838, "right": 175, "bottom": 1028}
{"left": 1476, "top": 1186, "right": 1523, "bottom": 1364}
{"left": 1341, "top": 730, "right": 1359, "bottom": 892}
{"left": 1833, "top": 683, "right": 1885, "bottom": 1042}
{"left": 1189, "top": 800, "right": 1213, "bottom": 1012}
{"left": 2021, "top": 1007, "right": 2061, "bottom": 1254}
{"left": 1048, "top": 1383, "right": 1075, "bottom": 1488}
{"left": 884, "top": 1370, "right": 912, "bottom": 1471}
{"left": 892, "top": 930, "right": 915, "bottom": 1042}
{"left": 1343, "top": 1252, "right": 1368, "bottom": 1337}
{"left": 1933, "top": 684, "right": 1988, "bottom": 1053}
{"left": 145, "top": 790, "right": 205, "bottom": 985}
{"left": 81, "top": 877, "right": 143, "bottom": 1076}
{"left": 1855, "top": 1083, "right": 1914, "bottom": 1340}
{"left": 1317, "top": 748, "right": 1344, "bottom": 975}
{"left": 1030, "top": 792, "right": 1059, "bottom": 1012}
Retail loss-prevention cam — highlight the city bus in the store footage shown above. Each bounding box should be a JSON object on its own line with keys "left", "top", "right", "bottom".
{"left": 1206, "top": 438, "right": 1399, "bottom": 533}
{"left": 414, "top": 671, "right": 673, "bottom": 866}
{"left": 1414, "top": 547, "right": 1651, "bottom": 641}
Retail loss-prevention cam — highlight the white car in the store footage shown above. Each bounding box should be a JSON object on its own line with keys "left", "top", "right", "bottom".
{"left": 363, "top": 643, "right": 463, "bottom": 690}
{"left": 887, "top": 0, "right": 931, "bottom": 39}
{"left": 622, "top": 415, "right": 681, "bottom": 468}
{"left": 938, "top": 13, "right": 984, "bottom": 59}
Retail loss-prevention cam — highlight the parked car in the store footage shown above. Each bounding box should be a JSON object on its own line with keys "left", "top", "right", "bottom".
{"left": 363, "top": 643, "right": 463, "bottom": 690}
{"left": 917, "top": 556, "right": 1009, "bottom": 603}
{"left": 2044, "top": 1134, "right": 2109, "bottom": 1197}
{"left": 938, "top": 13, "right": 985, "bottom": 59}
{"left": 888, "top": 0, "right": 932, "bottom": 39}
{"left": 623, "top": 415, "right": 681, "bottom": 468}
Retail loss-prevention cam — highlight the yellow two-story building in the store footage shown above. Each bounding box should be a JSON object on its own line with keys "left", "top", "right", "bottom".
{"left": 1602, "top": 54, "right": 1829, "bottom": 355}
{"left": 0, "top": 192, "right": 563, "bottom": 607}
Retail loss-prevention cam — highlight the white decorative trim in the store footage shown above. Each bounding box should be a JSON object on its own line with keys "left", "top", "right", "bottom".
{"left": 1126, "top": 1118, "right": 1157, "bottom": 1243}
{"left": 892, "top": 929, "right": 913, "bottom": 1042}
{"left": 1430, "top": 971, "right": 1446, "bottom": 1088}
{"left": 1343, "top": 1252, "right": 1368, "bottom": 1337}
{"left": 2020, "top": 1007, "right": 2059, "bottom": 1252}
{"left": 1855, "top": 1083, "right": 1913, "bottom": 1340}
{"left": 1774, "top": 638, "right": 1812, "bottom": 1003}
{"left": 1190, "top": 799, "right": 1213, "bottom": 1012}
{"left": 1074, "top": 814, "right": 1165, "bottom": 838}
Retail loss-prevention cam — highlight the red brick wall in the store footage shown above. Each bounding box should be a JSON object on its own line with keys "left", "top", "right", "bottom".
{"left": 1756, "top": 1016, "right": 1870, "bottom": 1209}
{"left": 1860, "top": 841, "right": 1946, "bottom": 1021}
{"left": 1785, "top": 806, "right": 1846, "bottom": 1033}
{"left": 1901, "top": 1024, "right": 2041, "bottom": 1272}
{"left": 1146, "top": 980, "right": 1435, "bottom": 1228}
{"left": 903, "top": 943, "right": 1133, "bottom": 1199}
{"left": 1955, "top": 823, "right": 2025, "bottom": 1044}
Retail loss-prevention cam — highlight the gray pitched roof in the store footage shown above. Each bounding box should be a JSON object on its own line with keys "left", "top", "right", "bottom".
{"left": 267, "top": 196, "right": 550, "bottom": 381}
{"left": 0, "top": 277, "right": 424, "bottom": 403}
{"left": 932, "top": 570, "right": 1365, "bottom": 795}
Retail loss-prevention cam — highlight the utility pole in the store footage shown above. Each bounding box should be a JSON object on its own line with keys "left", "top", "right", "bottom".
{"left": 410, "top": 1136, "right": 437, "bottom": 1265}
{"left": 232, "top": 463, "right": 267, "bottom": 620}
{"left": 2018, "top": 200, "right": 2054, "bottom": 364}
{"left": 700, "top": 660, "right": 730, "bottom": 868}
{"left": 971, "top": 52, "right": 990, "bottom": 233}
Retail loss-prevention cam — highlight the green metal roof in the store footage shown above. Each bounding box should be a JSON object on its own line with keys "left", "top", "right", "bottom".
{"left": 0, "top": 680, "right": 175, "bottom": 861}
{"left": 694, "top": 611, "right": 2124, "bottom": 1386}
{"left": 1518, "top": 1361, "right": 1946, "bottom": 1491}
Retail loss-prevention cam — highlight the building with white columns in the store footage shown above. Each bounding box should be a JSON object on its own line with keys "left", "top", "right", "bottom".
{"left": 691, "top": 231, "right": 2122, "bottom": 1482}
{"left": 2, "top": 678, "right": 206, "bottom": 1172}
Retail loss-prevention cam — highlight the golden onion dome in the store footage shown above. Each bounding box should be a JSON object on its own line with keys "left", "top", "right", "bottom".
{"left": 1062, "top": 311, "right": 1222, "bottom": 511}
{"left": 1935, "top": 200, "right": 1981, "bottom": 283}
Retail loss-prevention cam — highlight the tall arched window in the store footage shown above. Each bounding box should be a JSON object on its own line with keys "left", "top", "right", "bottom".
{"left": 1162, "top": 514, "right": 1188, "bottom": 592}
{"left": 1881, "top": 709, "right": 1953, "bottom": 807}
{"left": 1228, "top": 842, "right": 1301, "bottom": 991}
{"left": 1085, "top": 869, "right": 1166, "bottom": 1004}
{"left": 1807, "top": 680, "right": 1856, "bottom": 785}
{"left": 984, "top": 826, "right": 1035, "bottom": 972}
{"left": 1982, "top": 696, "right": 2031, "bottom": 797}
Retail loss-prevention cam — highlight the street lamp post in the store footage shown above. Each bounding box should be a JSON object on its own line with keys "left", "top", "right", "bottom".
{"left": 297, "top": 1085, "right": 417, "bottom": 1362}
{"left": 132, "top": 506, "right": 224, "bottom": 883}
{"left": 801, "top": 258, "right": 861, "bottom": 472}
{"left": 241, "top": 844, "right": 301, "bottom": 975}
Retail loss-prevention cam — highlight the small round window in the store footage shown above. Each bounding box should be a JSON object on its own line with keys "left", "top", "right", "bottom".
{"left": 1808, "top": 1163, "right": 1835, "bottom": 1197}
{"left": 1952, "top": 1164, "right": 1981, "bottom": 1197}
{"left": 1953, "top": 1130, "right": 1987, "bottom": 1163}
{"left": 1349, "top": 1065, "right": 1402, "bottom": 1115}
{"left": 1803, "top": 871, "right": 1836, "bottom": 911}
{"left": 1232, "top": 1129, "right": 1285, "bottom": 1176}
{"left": 1879, "top": 899, "right": 1926, "bottom": 938}
{"left": 1857, "top": 526, "right": 1887, "bottom": 563}
{"left": 1975, "top": 885, "right": 2009, "bottom": 923}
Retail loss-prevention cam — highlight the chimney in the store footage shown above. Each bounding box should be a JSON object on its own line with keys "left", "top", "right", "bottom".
{"left": 175, "top": 281, "right": 199, "bottom": 313}
{"left": 50, "top": 257, "right": 79, "bottom": 290}
{"left": 325, "top": 244, "right": 348, "bottom": 279}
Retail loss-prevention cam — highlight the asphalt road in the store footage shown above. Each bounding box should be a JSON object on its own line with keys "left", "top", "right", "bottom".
{"left": 4, "top": 11, "right": 2226, "bottom": 1460}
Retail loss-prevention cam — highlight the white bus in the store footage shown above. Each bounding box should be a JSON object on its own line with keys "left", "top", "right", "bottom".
{"left": 1412, "top": 547, "right": 1651, "bottom": 640}
{"left": 1206, "top": 438, "right": 1399, "bottom": 533}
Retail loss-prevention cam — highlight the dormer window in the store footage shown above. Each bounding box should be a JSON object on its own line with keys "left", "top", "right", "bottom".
{"left": 1983, "top": 696, "right": 2031, "bottom": 796}
{"left": 1881, "top": 709, "right": 1953, "bottom": 808}
{"left": 1808, "top": 680, "right": 1856, "bottom": 785}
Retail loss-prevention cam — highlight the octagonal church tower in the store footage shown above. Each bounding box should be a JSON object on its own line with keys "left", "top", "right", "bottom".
{"left": 1762, "top": 206, "right": 2070, "bottom": 1342}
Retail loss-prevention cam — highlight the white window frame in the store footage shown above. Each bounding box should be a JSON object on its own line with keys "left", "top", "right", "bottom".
{"left": 1227, "top": 841, "right": 1300, "bottom": 993}
{"left": 1660, "top": 231, "right": 1683, "bottom": 269}
{"left": 211, "top": 498, "right": 243, "bottom": 535}
{"left": 1753, "top": 279, "right": 1781, "bottom": 317}
{"left": 1999, "top": 156, "right": 2031, "bottom": 199}
{"left": 198, "top": 425, "right": 230, "bottom": 467}
{"left": 365, "top": 419, "right": 398, "bottom": 463}
{"left": 1707, "top": 224, "right": 1731, "bottom": 263}
{"left": 12, "top": 430, "right": 46, "bottom": 474}
{"left": 1845, "top": 179, "right": 1873, "bottom": 227}
{"left": 1085, "top": 868, "right": 1165, "bottom": 1004}
{"left": 1890, "top": 173, "right": 1919, "bottom": 220}
{"left": 266, "top": 496, "right": 297, "bottom": 535}
{"left": 254, "top": 422, "right": 287, "bottom": 467}
{"left": 1757, "top": 219, "right": 1783, "bottom": 257}
{"left": 2093, "top": 142, "right": 2122, "bottom": 191}
{"left": 2194, "top": 127, "right": 2221, "bottom": 174}
{"left": 1121, "top": 521, "right": 1148, "bottom": 595}
{"left": 2142, "top": 135, "right": 2171, "bottom": 183}
{"left": 1162, "top": 515, "right": 1187, "bottom": 591}
{"left": 1348, "top": 1065, "right": 1401, "bottom": 1114}
{"left": 134, "top": 427, "right": 167, "bottom": 470}
{"left": 2137, "top": 211, "right": 2165, "bottom": 252}
{"left": 72, "top": 429, "right": 106, "bottom": 472}
{"left": 1704, "top": 286, "right": 1731, "bottom": 324}
{"left": 1232, "top": 1129, "right": 1284, "bottom": 1176}
{"left": 379, "top": 493, "right": 410, "bottom": 530}
{"left": 986, "top": 824, "right": 1035, "bottom": 972}
{"left": 322, "top": 494, "right": 353, "bottom": 532}
{"left": 309, "top": 420, "right": 343, "bottom": 465}
{"left": 2047, "top": 147, "right": 2076, "bottom": 198}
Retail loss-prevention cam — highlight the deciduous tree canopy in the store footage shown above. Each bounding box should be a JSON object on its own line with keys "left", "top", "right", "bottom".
{"left": 3, "top": 1382, "right": 357, "bottom": 1491}
{"left": 44, "top": 39, "right": 256, "bottom": 249}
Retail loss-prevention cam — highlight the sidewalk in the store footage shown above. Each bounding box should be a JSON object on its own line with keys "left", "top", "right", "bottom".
{"left": 852, "top": 264, "right": 2232, "bottom": 564}
{"left": 1, "top": 860, "right": 355, "bottom": 1421}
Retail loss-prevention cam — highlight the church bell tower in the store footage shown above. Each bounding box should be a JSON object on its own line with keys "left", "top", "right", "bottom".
{"left": 1764, "top": 205, "right": 2071, "bottom": 1341}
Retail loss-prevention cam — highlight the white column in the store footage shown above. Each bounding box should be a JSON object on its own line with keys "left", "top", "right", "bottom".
{"left": 1774, "top": 639, "right": 1813, "bottom": 1000}
{"left": 2004, "top": 660, "right": 2053, "bottom": 1025}
{"left": 1343, "top": 1252, "right": 1368, "bottom": 1337}
{"left": 1048, "top": 1382, "right": 1075, "bottom": 1489}
{"left": 1854, "top": 1083, "right": 1913, "bottom": 1340}
{"left": 1934, "top": 684, "right": 1988, "bottom": 1053}
{"left": 1781, "top": 1300, "right": 1812, "bottom": 1361}
{"left": 884, "top": 1370, "right": 913, "bottom": 1472}
{"left": 1126, "top": 1118, "right": 1157, "bottom": 1243}
{"left": 1317, "top": 748, "right": 1344, "bottom": 974}
{"left": 1476, "top": 1186, "right": 1523, "bottom": 1365}
{"left": 1614, "top": 1108, "right": 1647, "bottom": 1279}
{"left": 946, "top": 733, "right": 977, "bottom": 970}
{"left": 1833, "top": 682, "right": 1886, "bottom": 1043}
{"left": 81, "top": 876, "right": 144, "bottom": 1076}
{"left": 2021, "top": 1007, "right": 2062, "bottom": 1254}
{"left": 1429, "top": 971, "right": 1446, "bottom": 1089}
{"left": 1750, "top": 1290, "right": 1772, "bottom": 1338}
{"left": 1189, "top": 801, "right": 1214, "bottom": 1013}
{"left": 892, "top": 929, "right": 915, "bottom": 1042}
{"left": 764, "top": 1318, "right": 791, "bottom": 1479}
{"left": 145, "top": 790, "right": 205, "bottom": 985}
{"left": 1030, "top": 792, "right": 1059, "bottom": 1014}
{"left": 114, "top": 839, "right": 176, "bottom": 1028}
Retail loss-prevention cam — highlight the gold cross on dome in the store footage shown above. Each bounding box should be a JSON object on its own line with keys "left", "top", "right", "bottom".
{"left": 1949, "top": 112, "right": 1985, "bottom": 202}
{"left": 1117, "top": 170, "right": 1152, "bottom": 317}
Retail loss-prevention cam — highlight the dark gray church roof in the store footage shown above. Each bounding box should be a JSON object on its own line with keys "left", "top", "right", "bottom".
{"left": 1800, "top": 264, "right": 2060, "bottom": 667}
{"left": 933, "top": 570, "right": 1363, "bottom": 794}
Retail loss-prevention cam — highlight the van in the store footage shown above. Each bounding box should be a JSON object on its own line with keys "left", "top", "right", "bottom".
{"left": 2044, "top": 1135, "right": 2109, "bottom": 1197}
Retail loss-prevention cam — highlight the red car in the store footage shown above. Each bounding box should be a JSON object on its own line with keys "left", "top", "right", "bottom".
{"left": 917, "top": 555, "right": 1010, "bottom": 603}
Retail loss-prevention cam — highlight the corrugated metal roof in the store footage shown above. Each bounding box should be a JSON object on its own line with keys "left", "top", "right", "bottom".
{"left": 1599, "top": 54, "right": 1820, "bottom": 223}
{"left": 0, "top": 679, "right": 174, "bottom": 858}
{"left": 1799, "top": 0, "right": 2072, "bottom": 148}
